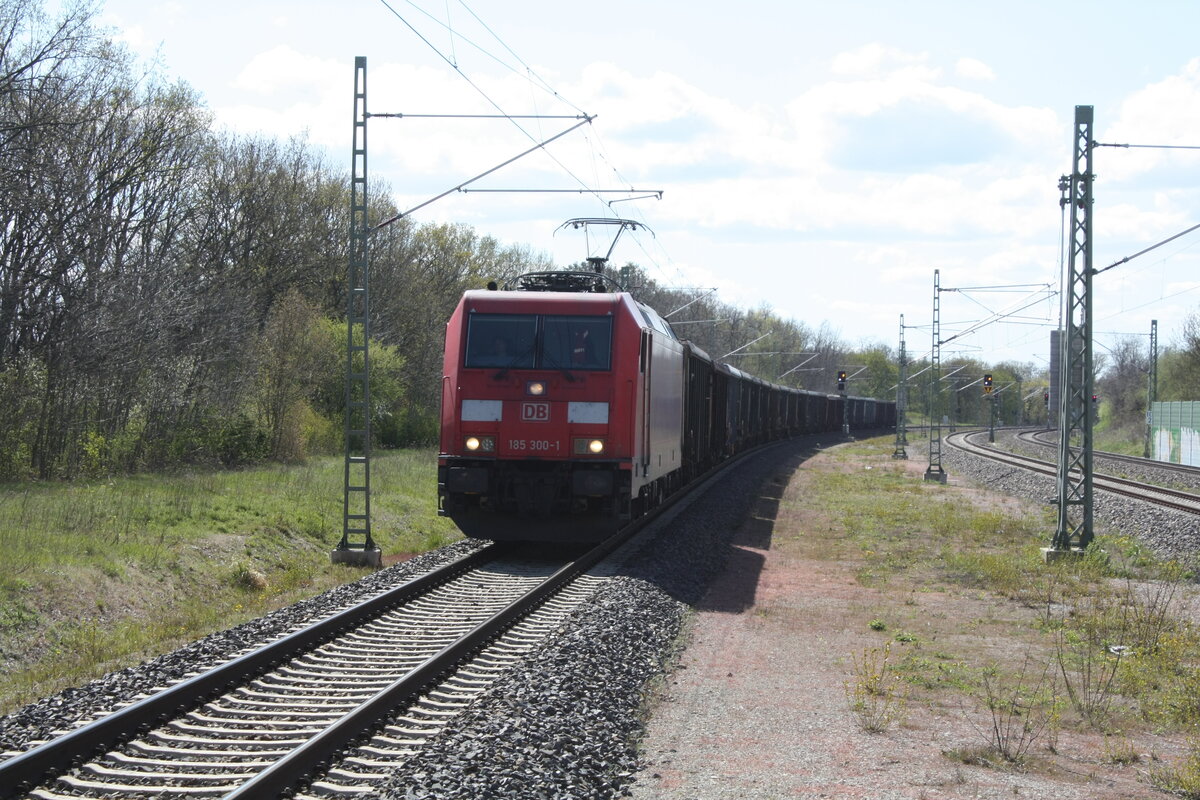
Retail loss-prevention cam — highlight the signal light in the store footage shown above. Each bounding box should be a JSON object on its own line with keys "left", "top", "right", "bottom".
{"left": 837, "top": 370, "right": 847, "bottom": 391}
{"left": 1092, "top": 394, "right": 1098, "bottom": 403}
{"left": 983, "top": 374, "right": 993, "bottom": 393}
{"left": 1043, "top": 392, "right": 1050, "bottom": 407}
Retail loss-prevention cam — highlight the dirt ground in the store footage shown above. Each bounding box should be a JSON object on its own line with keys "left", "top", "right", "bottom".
{"left": 628, "top": 443, "right": 1186, "bottom": 800}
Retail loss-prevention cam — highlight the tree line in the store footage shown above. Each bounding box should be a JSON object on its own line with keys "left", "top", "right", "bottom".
{"left": 0, "top": 0, "right": 553, "bottom": 479}
{"left": 4, "top": 0, "right": 1197, "bottom": 482}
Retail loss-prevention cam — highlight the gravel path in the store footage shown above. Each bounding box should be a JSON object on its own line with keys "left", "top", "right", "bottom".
{"left": 626, "top": 437, "right": 1183, "bottom": 800}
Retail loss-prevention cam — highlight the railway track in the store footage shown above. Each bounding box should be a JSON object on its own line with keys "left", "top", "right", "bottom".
{"left": 0, "top": 533, "right": 634, "bottom": 799}
{"left": 1015, "top": 428, "right": 1200, "bottom": 481}
{"left": 946, "top": 430, "right": 1200, "bottom": 515}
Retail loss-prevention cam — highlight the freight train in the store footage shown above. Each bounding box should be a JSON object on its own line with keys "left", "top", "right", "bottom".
{"left": 437, "top": 270, "right": 895, "bottom": 542}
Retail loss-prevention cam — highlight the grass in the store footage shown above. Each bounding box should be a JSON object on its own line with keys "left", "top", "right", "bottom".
{"left": 1150, "top": 740, "right": 1200, "bottom": 798}
{"left": 805, "top": 435, "right": 1200, "bottom": 791}
{"left": 844, "top": 641, "right": 907, "bottom": 733}
{"left": 0, "top": 448, "right": 460, "bottom": 712}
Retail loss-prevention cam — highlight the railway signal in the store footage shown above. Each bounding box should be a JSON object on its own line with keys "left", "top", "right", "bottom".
{"left": 983, "top": 374, "right": 993, "bottom": 393}
{"left": 837, "top": 370, "right": 847, "bottom": 392}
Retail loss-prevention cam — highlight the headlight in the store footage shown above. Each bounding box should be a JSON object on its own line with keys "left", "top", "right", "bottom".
{"left": 465, "top": 435, "right": 495, "bottom": 452}
{"left": 574, "top": 437, "right": 605, "bottom": 455}
{"left": 526, "top": 380, "right": 546, "bottom": 396}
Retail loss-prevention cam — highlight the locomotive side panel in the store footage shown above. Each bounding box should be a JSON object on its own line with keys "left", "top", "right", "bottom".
{"left": 633, "top": 327, "right": 685, "bottom": 494}
{"left": 681, "top": 344, "right": 716, "bottom": 479}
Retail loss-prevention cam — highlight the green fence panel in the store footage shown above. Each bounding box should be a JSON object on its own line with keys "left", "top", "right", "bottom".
{"left": 1150, "top": 401, "right": 1200, "bottom": 466}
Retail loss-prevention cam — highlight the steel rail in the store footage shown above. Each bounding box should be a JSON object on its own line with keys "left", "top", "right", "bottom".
{"left": 947, "top": 431, "right": 1200, "bottom": 515}
{"left": 0, "top": 544, "right": 502, "bottom": 799}
{"left": 228, "top": 529, "right": 636, "bottom": 799}
{"left": 227, "top": 435, "right": 770, "bottom": 797}
{"left": 1017, "top": 428, "right": 1200, "bottom": 479}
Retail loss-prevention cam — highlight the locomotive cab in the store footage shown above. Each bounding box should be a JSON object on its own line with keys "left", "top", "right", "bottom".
{"left": 438, "top": 284, "right": 644, "bottom": 541}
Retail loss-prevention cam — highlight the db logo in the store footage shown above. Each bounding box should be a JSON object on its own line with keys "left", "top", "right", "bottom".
{"left": 521, "top": 402, "right": 550, "bottom": 422}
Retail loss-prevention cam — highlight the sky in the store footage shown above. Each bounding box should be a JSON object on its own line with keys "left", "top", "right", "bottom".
{"left": 89, "top": 0, "right": 1200, "bottom": 371}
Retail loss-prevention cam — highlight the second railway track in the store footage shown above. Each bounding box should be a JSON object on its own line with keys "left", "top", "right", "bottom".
{"left": 946, "top": 429, "right": 1200, "bottom": 515}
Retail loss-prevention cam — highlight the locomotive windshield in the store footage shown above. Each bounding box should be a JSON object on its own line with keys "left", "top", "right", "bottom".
{"left": 542, "top": 315, "right": 612, "bottom": 370}
{"left": 465, "top": 313, "right": 612, "bottom": 371}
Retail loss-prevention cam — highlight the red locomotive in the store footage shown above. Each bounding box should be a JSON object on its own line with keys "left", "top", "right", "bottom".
{"left": 437, "top": 270, "right": 895, "bottom": 542}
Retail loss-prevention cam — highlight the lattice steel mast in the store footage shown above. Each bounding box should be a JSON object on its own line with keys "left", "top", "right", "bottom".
{"left": 1050, "top": 105, "right": 1095, "bottom": 555}
{"left": 1145, "top": 318, "right": 1158, "bottom": 457}
{"left": 333, "top": 57, "right": 380, "bottom": 566}
{"left": 893, "top": 314, "right": 908, "bottom": 459}
{"left": 925, "top": 270, "right": 947, "bottom": 482}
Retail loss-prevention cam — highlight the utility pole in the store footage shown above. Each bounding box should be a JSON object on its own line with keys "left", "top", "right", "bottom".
{"left": 1016, "top": 378, "right": 1023, "bottom": 426}
{"left": 925, "top": 269, "right": 947, "bottom": 482}
{"left": 1145, "top": 318, "right": 1158, "bottom": 458}
{"left": 333, "top": 57, "right": 381, "bottom": 567}
{"left": 988, "top": 395, "right": 997, "bottom": 442}
{"left": 893, "top": 314, "right": 908, "bottom": 459}
{"left": 837, "top": 369, "right": 849, "bottom": 435}
{"left": 1048, "top": 105, "right": 1095, "bottom": 560}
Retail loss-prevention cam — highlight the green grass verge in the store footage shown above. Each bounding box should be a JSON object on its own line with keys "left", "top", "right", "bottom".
{"left": 0, "top": 449, "right": 460, "bottom": 712}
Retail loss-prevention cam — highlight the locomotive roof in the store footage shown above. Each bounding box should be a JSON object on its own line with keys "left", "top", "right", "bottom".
{"left": 461, "top": 288, "right": 628, "bottom": 309}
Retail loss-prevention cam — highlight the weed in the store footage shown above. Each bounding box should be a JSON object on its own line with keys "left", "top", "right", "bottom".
{"left": 230, "top": 562, "right": 269, "bottom": 591}
{"left": 869, "top": 618, "right": 887, "bottom": 631}
{"left": 971, "top": 655, "right": 1061, "bottom": 766}
{"left": 1052, "top": 613, "right": 1124, "bottom": 729}
{"left": 1100, "top": 733, "right": 1140, "bottom": 765}
{"left": 894, "top": 652, "right": 973, "bottom": 693}
{"left": 1049, "top": 569, "right": 1195, "bottom": 730}
{"left": 1117, "top": 617, "right": 1200, "bottom": 728}
{"left": 845, "top": 641, "right": 907, "bottom": 733}
{"left": 1149, "top": 738, "right": 1200, "bottom": 798}
{"left": 943, "top": 745, "right": 1004, "bottom": 770}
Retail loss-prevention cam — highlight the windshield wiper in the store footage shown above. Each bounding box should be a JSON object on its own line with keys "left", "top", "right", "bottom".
{"left": 540, "top": 349, "right": 577, "bottom": 382}
{"left": 492, "top": 341, "right": 537, "bottom": 380}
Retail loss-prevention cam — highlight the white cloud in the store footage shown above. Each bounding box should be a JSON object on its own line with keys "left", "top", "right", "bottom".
{"left": 1104, "top": 57, "right": 1200, "bottom": 180}
{"left": 830, "top": 43, "right": 932, "bottom": 79}
{"left": 110, "top": 23, "right": 149, "bottom": 51}
{"left": 956, "top": 57, "right": 995, "bottom": 81}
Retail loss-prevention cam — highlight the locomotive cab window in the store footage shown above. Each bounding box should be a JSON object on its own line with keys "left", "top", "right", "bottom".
{"left": 465, "top": 314, "right": 537, "bottom": 368}
{"left": 464, "top": 313, "right": 612, "bottom": 371}
{"left": 541, "top": 315, "right": 612, "bottom": 371}
{"left": 637, "top": 304, "right": 678, "bottom": 340}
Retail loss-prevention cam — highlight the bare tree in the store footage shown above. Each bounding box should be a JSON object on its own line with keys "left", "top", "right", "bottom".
{"left": 1097, "top": 336, "right": 1148, "bottom": 435}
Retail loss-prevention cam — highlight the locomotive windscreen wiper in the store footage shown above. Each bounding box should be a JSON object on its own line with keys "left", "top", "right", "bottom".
{"left": 540, "top": 348, "right": 577, "bottom": 382}
{"left": 492, "top": 341, "right": 538, "bottom": 380}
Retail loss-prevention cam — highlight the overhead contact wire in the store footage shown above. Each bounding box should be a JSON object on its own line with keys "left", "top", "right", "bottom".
{"left": 376, "top": 1, "right": 613, "bottom": 210}
{"left": 380, "top": 1, "right": 676, "bottom": 285}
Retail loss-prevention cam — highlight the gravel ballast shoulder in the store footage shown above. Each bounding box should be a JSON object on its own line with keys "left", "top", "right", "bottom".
{"left": 372, "top": 440, "right": 817, "bottom": 800}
